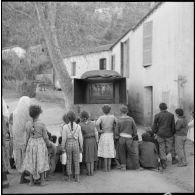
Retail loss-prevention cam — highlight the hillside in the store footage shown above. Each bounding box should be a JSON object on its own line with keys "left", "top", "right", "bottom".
{"left": 2, "top": 2, "right": 157, "bottom": 55}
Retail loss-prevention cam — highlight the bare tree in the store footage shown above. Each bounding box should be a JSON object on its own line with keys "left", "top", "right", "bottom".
{"left": 34, "top": 2, "right": 73, "bottom": 110}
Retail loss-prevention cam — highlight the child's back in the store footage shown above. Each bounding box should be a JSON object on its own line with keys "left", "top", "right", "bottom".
{"left": 139, "top": 141, "right": 158, "bottom": 168}
{"left": 139, "top": 133, "right": 158, "bottom": 169}
{"left": 97, "top": 115, "right": 116, "bottom": 133}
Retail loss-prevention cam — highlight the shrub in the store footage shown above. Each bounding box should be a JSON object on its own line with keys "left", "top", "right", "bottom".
{"left": 17, "top": 80, "right": 37, "bottom": 98}
{"left": 2, "top": 80, "right": 17, "bottom": 90}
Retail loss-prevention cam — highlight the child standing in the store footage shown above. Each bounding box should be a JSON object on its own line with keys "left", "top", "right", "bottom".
{"left": 61, "top": 111, "right": 83, "bottom": 182}
{"left": 96, "top": 104, "right": 117, "bottom": 172}
{"left": 80, "top": 111, "right": 98, "bottom": 176}
{"left": 4, "top": 132, "right": 11, "bottom": 173}
{"left": 55, "top": 137, "right": 63, "bottom": 173}
{"left": 115, "top": 105, "right": 138, "bottom": 170}
{"left": 175, "top": 108, "right": 188, "bottom": 167}
{"left": 21, "top": 105, "right": 50, "bottom": 186}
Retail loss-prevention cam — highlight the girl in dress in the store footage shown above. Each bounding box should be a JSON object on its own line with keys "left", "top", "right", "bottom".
{"left": 96, "top": 104, "right": 117, "bottom": 172}
{"left": 187, "top": 111, "right": 194, "bottom": 155}
{"left": 21, "top": 105, "right": 50, "bottom": 186}
{"left": 187, "top": 112, "right": 194, "bottom": 141}
{"left": 80, "top": 111, "right": 98, "bottom": 176}
{"left": 61, "top": 111, "right": 83, "bottom": 182}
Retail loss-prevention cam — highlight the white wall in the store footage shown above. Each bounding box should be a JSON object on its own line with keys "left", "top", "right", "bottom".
{"left": 54, "top": 50, "right": 112, "bottom": 89}
{"left": 63, "top": 50, "right": 112, "bottom": 78}
{"left": 112, "top": 2, "right": 194, "bottom": 124}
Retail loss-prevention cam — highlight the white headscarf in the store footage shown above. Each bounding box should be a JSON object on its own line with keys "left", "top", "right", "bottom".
{"left": 2, "top": 99, "right": 9, "bottom": 119}
{"left": 13, "top": 96, "right": 32, "bottom": 146}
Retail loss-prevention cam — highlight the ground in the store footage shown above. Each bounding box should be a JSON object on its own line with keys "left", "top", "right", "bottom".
{"left": 2, "top": 89, "right": 194, "bottom": 193}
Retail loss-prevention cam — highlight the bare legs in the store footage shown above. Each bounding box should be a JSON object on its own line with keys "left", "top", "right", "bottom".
{"left": 107, "top": 158, "right": 111, "bottom": 172}
{"left": 40, "top": 172, "right": 47, "bottom": 186}
{"left": 86, "top": 163, "right": 91, "bottom": 175}
{"left": 104, "top": 158, "right": 108, "bottom": 172}
{"left": 90, "top": 162, "right": 94, "bottom": 175}
{"left": 29, "top": 174, "right": 34, "bottom": 186}
{"left": 104, "top": 158, "right": 111, "bottom": 172}
{"left": 86, "top": 162, "right": 94, "bottom": 176}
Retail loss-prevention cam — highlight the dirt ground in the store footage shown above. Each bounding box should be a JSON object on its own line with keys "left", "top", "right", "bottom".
{"left": 2, "top": 89, "right": 194, "bottom": 193}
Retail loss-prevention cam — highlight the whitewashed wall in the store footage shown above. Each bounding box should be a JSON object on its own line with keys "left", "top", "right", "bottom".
{"left": 112, "top": 2, "right": 194, "bottom": 124}
{"left": 63, "top": 50, "right": 112, "bottom": 78}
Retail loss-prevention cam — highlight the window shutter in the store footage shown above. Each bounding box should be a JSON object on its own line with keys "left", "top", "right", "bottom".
{"left": 72, "top": 62, "right": 76, "bottom": 76}
{"left": 143, "top": 21, "right": 153, "bottom": 66}
{"left": 111, "top": 55, "right": 115, "bottom": 70}
{"left": 121, "top": 39, "right": 129, "bottom": 77}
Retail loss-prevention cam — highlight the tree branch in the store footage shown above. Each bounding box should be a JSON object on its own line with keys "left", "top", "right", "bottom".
{"left": 4, "top": 4, "right": 33, "bottom": 20}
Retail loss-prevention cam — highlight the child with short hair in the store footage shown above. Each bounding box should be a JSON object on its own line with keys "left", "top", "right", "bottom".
{"left": 96, "top": 104, "right": 117, "bottom": 172}
{"left": 139, "top": 133, "right": 158, "bottom": 169}
{"left": 80, "top": 111, "right": 98, "bottom": 176}
{"left": 21, "top": 105, "right": 50, "bottom": 186}
{"left": 115, "top": 105, "right": 138, "bottom": 170}
{"left": 175, "top": 108, "right": 188, "bottom": 167}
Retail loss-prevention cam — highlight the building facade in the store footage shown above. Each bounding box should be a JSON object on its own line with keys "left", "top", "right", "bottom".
{"left": 54, "top": 44, "right": 113, "bottom": 88}
{"left": 111, "top": 2, "right": 194, "bottom": 124}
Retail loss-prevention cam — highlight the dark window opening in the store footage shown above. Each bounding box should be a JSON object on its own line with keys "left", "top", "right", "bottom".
{"left": 99, "top": 58, "right": 106, "bottom": 70}
{"left": 111, "top": 55, "right": 115, "bottom": 70}
{"left": 71, "top": 62, "right": 76, "bottom": 76}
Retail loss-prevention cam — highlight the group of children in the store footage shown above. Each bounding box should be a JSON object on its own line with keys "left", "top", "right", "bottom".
{"left": 3, "top": 99, "right": 194, "bottom": 187}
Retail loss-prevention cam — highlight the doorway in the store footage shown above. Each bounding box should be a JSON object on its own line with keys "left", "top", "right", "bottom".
{"left": 144, "top": 86, "right": 153, "bottom": 125}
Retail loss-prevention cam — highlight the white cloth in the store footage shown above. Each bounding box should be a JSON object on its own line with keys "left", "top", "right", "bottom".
{"left": 187, "top": 119, "right": 194, "bottom": 142}
{"left": 120, "top": 133, "right": 132, "bottom": 138}
{"left": 98, "top": 132, "right": 115, "bottom": 158}
{"left": 13, "top": 96, "right": 32, "bottom": 146}
{"left": 3, "top": 99, "right": 9, "bottom": 118}
{"left": 61, "top": 152, "right": 82, "bottom": 164}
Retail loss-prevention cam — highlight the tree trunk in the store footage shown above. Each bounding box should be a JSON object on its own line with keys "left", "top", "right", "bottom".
{"left": 34, "top": 2, "right": 73, "bottom": 110}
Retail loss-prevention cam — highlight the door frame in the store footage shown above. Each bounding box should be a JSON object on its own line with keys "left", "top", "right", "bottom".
{"left": 144, "top": 86, "right": 153, "bottom": 125}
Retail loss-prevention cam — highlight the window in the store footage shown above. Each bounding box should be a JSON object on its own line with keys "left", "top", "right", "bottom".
{"left": 121, "top": 39, "right": 129, "bottom": 77}
{"left": 71, "top": 62, "right": 76, "bottom": 76}
{"left": 111, "top": 55, "right": 115, "bottom": 70}
{"left": 143, "top": 21, "right": 153, "bottom": 67}
{"left": 99, "top": 58, "right": 106, "bottom": 70}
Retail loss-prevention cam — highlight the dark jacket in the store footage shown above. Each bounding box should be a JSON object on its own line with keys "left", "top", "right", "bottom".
{"left": 175, "top": 116, "right": 188, "bottom": 136}
{"left": 115, "top": 116, "right": 137, "bottom": 139}
{"left": 152, "top": 110, "right": 175, "bottom": 138}
{"left": 139, "top": 141, "right": 158, "bottom": 168}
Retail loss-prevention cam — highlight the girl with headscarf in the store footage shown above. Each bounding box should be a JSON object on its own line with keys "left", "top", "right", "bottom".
{"left": 12, "top": 96, "right": 32, "bottom": 183}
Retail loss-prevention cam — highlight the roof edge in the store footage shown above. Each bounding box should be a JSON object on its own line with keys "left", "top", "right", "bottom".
{"left": 63, "top": 44, "right": 113, "bottom": 58}
{"left": 110, "top": 2, "right": 164, "bottom": 49}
